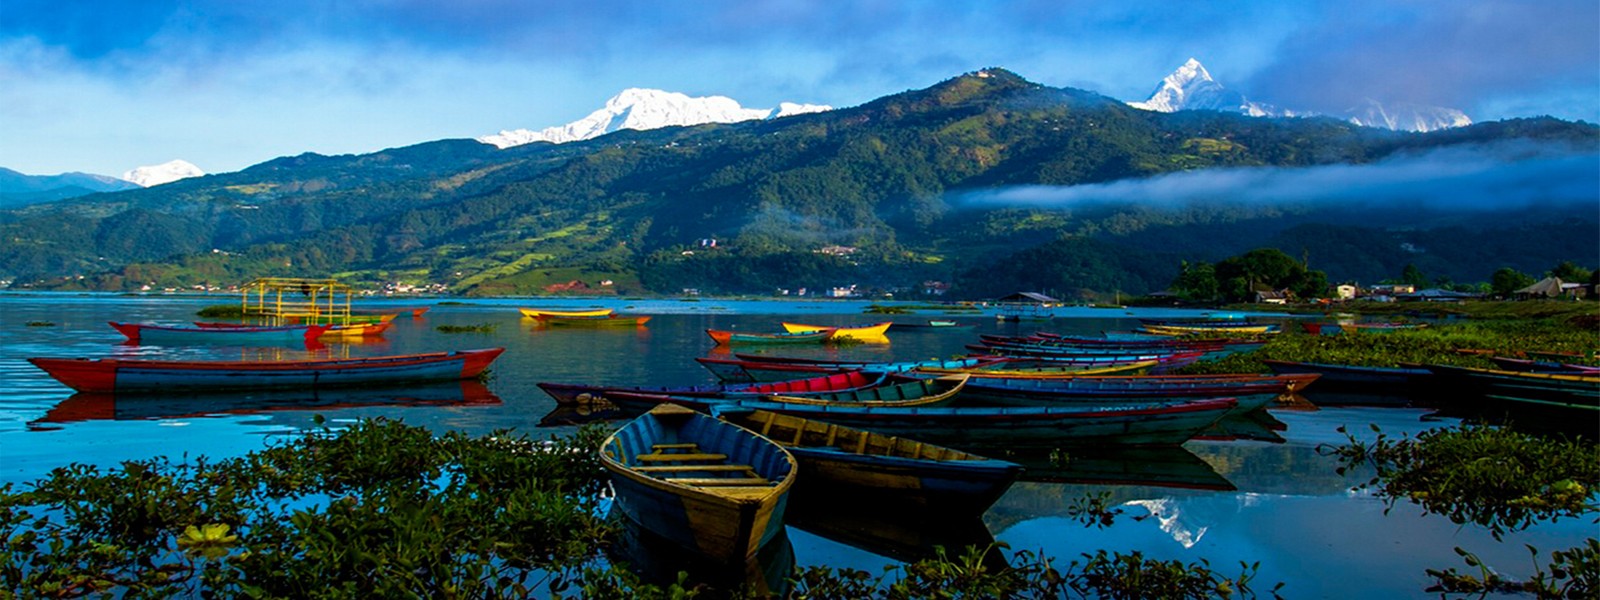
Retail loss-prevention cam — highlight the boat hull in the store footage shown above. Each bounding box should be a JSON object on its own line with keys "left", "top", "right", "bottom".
{"left": 602, "top": 405, "right": 796, "bottom": 563}
{"left": 110, "top": 322, "right": 330, "bottom": 345}
{"left": 28, "top": 348, "right": 505, "bottom": 393}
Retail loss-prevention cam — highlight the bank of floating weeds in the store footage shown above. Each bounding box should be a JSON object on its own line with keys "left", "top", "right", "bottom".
{"left": 1, "top": 418, "right": 1295, "bottom": 598}
{"left": 1324, "top": 424, "right": 1599, "bottom": 597}
{"left": 436, "top": 323, "right": 497, "bottom": 333}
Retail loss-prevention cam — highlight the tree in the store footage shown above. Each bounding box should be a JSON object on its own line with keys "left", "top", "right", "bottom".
{"left": 1213, "top": 248, "right": 1326, "bottom": 303}
{"left": 1400, "top": 264, "right": 1429, "bottom": 287}
{"left": 1491, "top": 267, "right": 1536, "bottom": 297}
{"left": 1170, "top": 260, "right": 1219, "bottom": 302}
{"left": 1548, "top": 261, "right": 1594, "bottom": 283}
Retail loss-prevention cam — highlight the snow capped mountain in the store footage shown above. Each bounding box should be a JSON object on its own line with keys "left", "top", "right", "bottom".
{"left": 478, "top": 89, "right": 832, "bottom": 149}
{"left": 1128, "top": 58, "right": 1469, "bottom": 132}
{"left": 123, "top": 160, "right": 204, "bottom": 187}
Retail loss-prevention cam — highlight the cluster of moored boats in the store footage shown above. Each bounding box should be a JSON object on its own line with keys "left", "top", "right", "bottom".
{"left": 544, "top": 319, "right": 1314, "bottom": 563}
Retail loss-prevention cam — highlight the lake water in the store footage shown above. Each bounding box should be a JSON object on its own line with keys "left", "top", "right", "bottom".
{"left": 0, "top": 293, "right": 1591, "bottom": 598}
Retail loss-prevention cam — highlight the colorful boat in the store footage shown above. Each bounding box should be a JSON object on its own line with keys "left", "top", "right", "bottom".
{"left": 109, "top": 322, "right": 330, "bottom": 345}
{"left": 518, "top": 307, "right": 613, "bottom": 318}
{"left": 714, "top": 406, "right": 1022, "bottom": 514}
{"left": 604, "top": 374, "right": 971, "bottom": 413}
{"left": 1487, "top": 357, "right": 1600, "bottom": 375}
{"left": 600, "top": 403, "right": 797, "bottom": 563}
{"left": 537, "top": 370, "right": 889, "bottom": 406}
{"left": 27, "top": 348, "right": 506, "bottom": 393}
{"left": 779, "top": 322, "right": 893, "bottom": 339}
{"left": 1139, "top": 323, "right": 1280, "bottom": 336}
{"left": 541, "top": 314, "right": 651, "bottom": 327}
{"left": 946, "top": 373, "right": 1313, "bottom": 413}
{"left": 1423, "top": 364, "right": 1600, "bottom": 414}
{"left": 706, "top": 329, "right": 831, "bottom": 346}
{"left": 696, "top": 356, "right": 993, "bottom": 383}
{"left": 354, "top": 306, "right": 430, "bottom": 319}
{"left": 699, "top": 397, "right": 1239, "bottom": 450}
{"left": 911, "top": 360, "right": 1157, "bottom": 378}
{"left": 195, "top": 320, "right": 390, "bottom": 338}
{"left": 889, "top": 320, "right": 974, "bottom": 330}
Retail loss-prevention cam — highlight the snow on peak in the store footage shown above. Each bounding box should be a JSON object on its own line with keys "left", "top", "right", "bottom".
{"left": 1127, "top": 58, "right": 1469, "bottom": 132}
{"left": 123, "top": 159, "right": 204, "bottom": 187}
{"left": 478, "top": 89, "right": 833, "bottom": 149}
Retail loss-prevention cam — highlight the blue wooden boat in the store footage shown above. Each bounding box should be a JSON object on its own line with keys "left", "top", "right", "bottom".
{"left": 109, "top": 321, "right": 331, "bottom": 345}
{"left": 27, "top": 348, "right": 506, "bottom": 393}
{"left": 34, "top": 380, "right": 500, "bottom": 424}
{"left": 600, "top": 374, "right": 971, "bottom": 413}
{"left": 1423, "top": 364, "right": 1600, "bottom": 415}
{"left": 714, "top": 406, "right": 1022, "bottom": 514}
{"left": 697, "top": 397, "right": 1238, "bottom": 450}
{"left": 706, "top": 328, "right": 830, "bottom": 345}
{"left": 601, "top": 403, "right": 797, "bottom": 563}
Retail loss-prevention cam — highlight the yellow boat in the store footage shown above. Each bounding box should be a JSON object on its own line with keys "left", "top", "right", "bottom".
{"left": 518, "top": 307, "right": 614, "bottom": 319}
{"left": 779, "top": 322, "right": 893, "bottom": 340}
{"left": 318, "top": 321, "right": 392, "bottom": 338}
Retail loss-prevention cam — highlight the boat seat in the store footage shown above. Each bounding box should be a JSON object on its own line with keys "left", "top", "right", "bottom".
{"left": 635, "top": 465, "right": 755, "bottom": 473}
{"left": 667, "top": 477, "right": 772, "bottom": 486}
{"left": 635, "top": 452, "right": 728, "bottom": 463}
{"left": 652, "top": 443, "right": 700, "bottom": 450}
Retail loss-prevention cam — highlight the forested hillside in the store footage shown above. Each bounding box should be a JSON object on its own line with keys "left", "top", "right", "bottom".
{"left": 3, "top": 69, "right": 1594, "bottom": 297}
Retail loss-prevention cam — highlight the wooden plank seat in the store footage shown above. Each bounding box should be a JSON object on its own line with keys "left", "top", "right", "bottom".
{"left": 635, "top": 452, "right": 728, "bottom": 462}
{"left": 634, "top": 465, "right": 755, "bottom": 472}
{"left": 667, "top": 478, "right": 772, "bottom": 486}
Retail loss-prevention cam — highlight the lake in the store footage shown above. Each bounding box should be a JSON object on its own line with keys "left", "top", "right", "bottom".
{"left": 0, "top": 293, "right": 1590, "bottom": 598}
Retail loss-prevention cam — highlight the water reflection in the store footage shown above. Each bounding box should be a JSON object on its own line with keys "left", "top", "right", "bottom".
{"left": 786, "top": 496, "right": 1005, "bottom": 571}
{"left": 30, "top": 380, "right": 500, "bottom": 428}
{"left": 1000, "top": 446, "right": 1234, "bottom": 491}
{"left": 607, "top": 509, "right": 795, "bottom": 598}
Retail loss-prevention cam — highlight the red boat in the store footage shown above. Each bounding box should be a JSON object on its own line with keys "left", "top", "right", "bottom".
{"left": 28, "top": 348, "right": 506, "bottom": 393}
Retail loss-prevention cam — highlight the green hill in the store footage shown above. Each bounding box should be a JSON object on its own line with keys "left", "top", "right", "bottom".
{"left": 3, "top": 68, "right": 1595, "bottom": 297}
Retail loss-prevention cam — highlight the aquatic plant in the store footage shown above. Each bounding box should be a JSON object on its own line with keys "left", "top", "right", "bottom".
{"left": 436, "top": 323, "right": 497, "bottom": 333}
{"left": 195, "top": 304, "right": 245, "bottom": 318}
{"left": 1425, "top": 541, "right": 1598, "bottom": 598}
{"left": 1, "top": 420, "right": 614, "bottom": 597}
{"left": 1322, "top": 424, "right": 1598, "bottom": 540}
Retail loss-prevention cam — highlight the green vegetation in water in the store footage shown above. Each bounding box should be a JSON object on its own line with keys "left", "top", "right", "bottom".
{"left": 1322, "top": 424, "right": 1598, "bottom": 540}
{"left": 1322, "top": 425, "right": 1599, "bottom": 596}
{"left": 196, "top": 304, "right": 245, "bottom": 318}
{"left": 1174, "top": 317, "right": 1600, "bottom": 374}
{"left": 24, "top": 321, "right": 55, "bottom": 327}
{"left": 792, "top": 544, "right": 1281, "bottom": 599}
{"left": 1, "top": 419, "right": 1289, "bottom": 598}
{"left": 863, "top": 304, "right": 913, "bottom": 314}
{"left": 435, "top": 323, "right": 496, "bottom": 333}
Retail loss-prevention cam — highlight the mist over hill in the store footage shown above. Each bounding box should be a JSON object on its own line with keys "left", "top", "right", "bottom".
{"left": 2, "top": 68, "right": 1594, "bottom": 298}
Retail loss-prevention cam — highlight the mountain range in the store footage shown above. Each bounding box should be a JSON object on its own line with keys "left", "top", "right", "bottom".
{"left": 478, "top": 88, "right": 831, "bottom": 148}
{"left": 0, "top": 68, "right": 1592, "bottom": 298}
{"left": 1129, "top": 58, "right": 1472, "bottom": 132}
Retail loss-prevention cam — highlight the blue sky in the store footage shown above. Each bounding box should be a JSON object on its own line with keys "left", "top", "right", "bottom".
{"left": 3, "top": 0, "right": 1596, "bottom": 177}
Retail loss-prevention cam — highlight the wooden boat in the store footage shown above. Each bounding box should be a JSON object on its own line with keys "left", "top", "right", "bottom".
{"left": 1488, "top": 357, "right": 1600, "bottom": 375}
{"left": 541, "top": 314, "right": 651, "bottom": 327}
{"left": 964, "top": 345, "right": 1205, "bottom": 368}
{"left": 537, "top": 370, "right": 889, "bottom": 406}
{"left": 27, "top": 348, "right": 506, "bottom": 393}
{"left": 696, "top": 356, "right": 992, "bottom": 383}
{"left": 714, "top": 406, "right": 1022, "bottom": 513}
{"left": 195, "top": 320, "right": 391, "bottom": 338}
{"left": 779, "top": 322, "right": 893, "bottom": 339}
{"left": 946, "top": 373, "right": 1316, "bottom": 412}
{"left": 109, "top": 322, "right": 331, "bottom": 345}
{"left": 1423, "top": 364, "right": 1599, "bottom": 415}
{"left": 1004, "top": 447, "right": 1234, "bottom": 490}
{"left": 698, "top": 397, "right": 1239, "bottom": 450}
{"left": 283, "top": 313, "right": 397, "bottom": 325}
{"left": 600, "top": 403, "right": 797, "bottom": 563}
{"left": 889, "top": 320, "right": 973, "bottom": 330}
{"left": 354, "top": 306, "right": 430, "bottom": 319}
{"left": 1140, "top": 323, "right": 1279, "bottom": 336}
{"left": 604, "top": 374, "right": 971, "bottom": 413}
{"left": 706, "top": 329, "right": 831, "bottom": 346}
{"left": 518, "top": 307, "right": 614, "bottom": 318}
{"left": 911, "top": 360, "right": 1157, "bottom": 378}
{"left": 1262, "top": 360, "right": 1432, "bottom": 387}
{"left": 1342, "top": 322, "right": 1428, "bottom": 332}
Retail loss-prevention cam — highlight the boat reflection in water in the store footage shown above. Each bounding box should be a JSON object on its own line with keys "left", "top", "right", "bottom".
{"left": 1193, "top": 409, "right": 1288, "bottom": 444}
{"left": 30, "top": 380, "right": 501, "bottom": 426}
{"left": 786, "top": 492, "right": 1007, "bottom": 571}
{"left": 606, "top": 508, "right": 795, "bottom": 598}
{"left": 1000, "top": 446, "right": 1235, "bottom": 492}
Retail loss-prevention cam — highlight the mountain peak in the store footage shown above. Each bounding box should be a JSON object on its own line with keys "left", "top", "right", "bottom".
{"left": 1127, "top": 59, "right": 1470, "bottom": 132}
{"left": 479, "top": 88, "right": 832, "bottom": 149}
{"left": 123, "top": 159, "right": 204, "bottom": 187}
